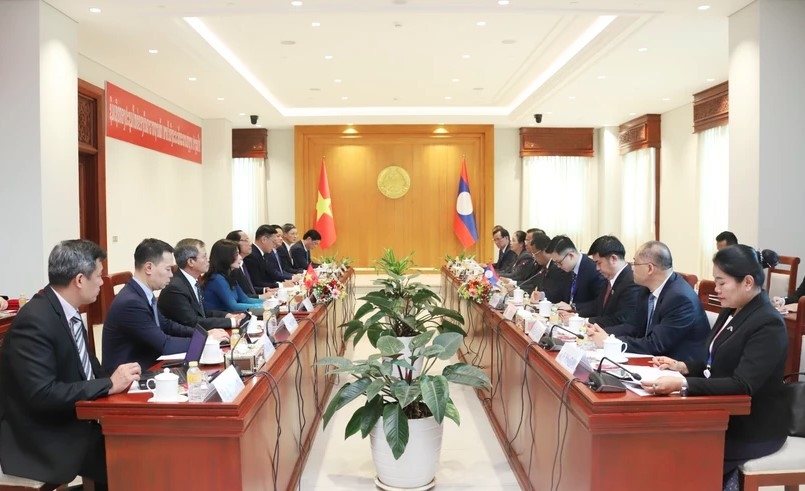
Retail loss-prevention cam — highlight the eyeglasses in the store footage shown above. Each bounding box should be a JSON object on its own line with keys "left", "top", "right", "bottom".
{"left": 631, "top": 261, "right": 654, "bottom": 268}
{"left": 555, "top": 253, "right": 569, "bottom": 265}
{"left": 238, "top": 238, "right": 250, "bottom": 243}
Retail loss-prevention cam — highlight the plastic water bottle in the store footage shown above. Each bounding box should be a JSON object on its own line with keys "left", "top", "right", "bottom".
{"left": 186, "top": 361, "right": 204, "bottom": 402}
{"left": 18, "top": 293, "right": 28, "bottom": 308}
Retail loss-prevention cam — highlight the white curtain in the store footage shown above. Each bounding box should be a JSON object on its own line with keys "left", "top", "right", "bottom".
{"left": 697, "top": 124, "right": 729, "bottom": 279}
{"left": 232, "top": 157, "right": 268, "bottom": 236}
{"left": 521, "top": 155, "right": 597, "bottom": 251}
{"left": 620, "top": 147, "right": 656, "bottom": 258}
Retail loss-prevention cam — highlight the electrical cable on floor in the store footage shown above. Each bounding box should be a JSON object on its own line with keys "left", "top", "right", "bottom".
{"left": 275, "top": 339, "right": 307, "bottom": 461}
{"left": 507, "top": 340, "right": 540, "bottom": 448}
{"left": 550, "top": 377, "right": 580, "bottom": 491}
{"left": 252, "top": 369, "right": 282, "bottom": 491}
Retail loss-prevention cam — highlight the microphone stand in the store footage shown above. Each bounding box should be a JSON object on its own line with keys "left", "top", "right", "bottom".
{"left": 538, "top": 323, "right": 584, "bottom": 351}
{"left": 587, "top": 356, "right": 641, "bottom": 393}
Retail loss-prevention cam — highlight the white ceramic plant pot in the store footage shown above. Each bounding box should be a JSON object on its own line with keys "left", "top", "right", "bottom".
{"left": 370, "top": 416, "right": 443, "bottom": 489}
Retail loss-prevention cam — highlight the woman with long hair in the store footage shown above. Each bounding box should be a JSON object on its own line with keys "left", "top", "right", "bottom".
{"left": 201, "top": 239, "right": 264, "bottom": 313}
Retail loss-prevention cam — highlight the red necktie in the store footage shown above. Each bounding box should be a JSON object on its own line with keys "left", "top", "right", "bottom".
{"left": 602, "top": 282, "right": 612, "bottom": 307}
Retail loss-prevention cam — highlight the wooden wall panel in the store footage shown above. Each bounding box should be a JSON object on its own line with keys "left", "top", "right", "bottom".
{"left": 693, "top": 82, "right": 729, "bottom": 133}
{"left": 518, "top": 127, "right": 594, "bottom": 157}
{"left": 295, "top": 125, "right": 494, "bottom": 269}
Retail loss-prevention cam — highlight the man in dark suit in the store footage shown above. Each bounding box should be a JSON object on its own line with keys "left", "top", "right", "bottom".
{"left": 277, "top": 223, "right": 303, "bottom": 274}
{"left": 266, "top": 224, "right": 303, "bottom": 285}
{"left": 587, "top": 241, "right": 709, "bottom": 361}
{"left": 102, "top": 239, "right": 228, "bottom": 372}
{"left": 524, "top": 233, "right": 572, "bottom": 301}
{"left": 243, "top": 225, "right": 287, "bottom": 291}
{"left": 225, "top": 229, "right": 260, "bottom": 298}
{"left": 158, "top": 238, "right": 243, "bottom": 329}
{"left": 290, "top": 229, "right": 321, "bottom": 270}
{"left": 568, "top": 235, "right": 643, "bottom": 327}
{"left": 492, "top": 227, "right": 516, "bottom": 273}
{"left": 547, "top": 235, "right": 606, "bottom": 313}
{"left": 0, "top": 240, "right": 140, "bottom": 488}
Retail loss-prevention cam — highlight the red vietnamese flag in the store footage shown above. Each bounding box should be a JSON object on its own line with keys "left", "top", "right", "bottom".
{"left": 314, "top": 158, "right": 336, "bottom": 249}
{"left": 304, "top": 263, "right": 319, "bottom": 289}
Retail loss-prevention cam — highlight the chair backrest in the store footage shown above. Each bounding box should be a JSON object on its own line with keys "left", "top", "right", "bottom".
{"left": 99, "top": 271, "right": 133, "bottom": 323}
{"left": 767, "top": 255, "right": 801, "bottom": 299}
{"left": 679, "top": 272, "right": 698, "bottom": 289}
{"left": 791, "top": 296, "right": 805, "bottom": 378}
{"left": 697, "top": 279, "right": 721, "bottom": 313}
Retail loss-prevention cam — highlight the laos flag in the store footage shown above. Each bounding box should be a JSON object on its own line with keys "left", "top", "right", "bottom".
{"left": 453, "top": 159, "right": 479, "bottom": 248}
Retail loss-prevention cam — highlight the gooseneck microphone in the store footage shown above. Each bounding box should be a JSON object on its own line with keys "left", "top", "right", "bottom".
{"left": 587, "top": 356, "right": 640, "bottom": 393}
{"left": 538, "top": 323, "right": 584, "bottom": 351}
{"left": 229, "top": 316, "right": 250, "bottom": 377}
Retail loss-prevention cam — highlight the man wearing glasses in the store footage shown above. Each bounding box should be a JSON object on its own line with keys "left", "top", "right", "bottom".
{"left": 491, "top": 227, "right": 517, "bottom": 273}
{"left": 546, "top": 235, "right": 606, "bottom": 314}
{"left": 586, "top": 241, "right": 709, "bottom": 360}
{"left": 524, "top": 233, "right": 573, "bottom": 301}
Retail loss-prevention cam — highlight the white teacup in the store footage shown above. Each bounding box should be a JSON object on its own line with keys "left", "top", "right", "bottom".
{"left": 603, "top": 334, "right": 627, "bottom": 356}
{"left": 276, "top": 287, "right": 289, "bottom": 302}
{"left": 568, "top": 316, "right": 586, "bottom": 333}
{"left": 200, "top": 338, "right": 224, "bottom": 364}
{"left": 265, "top": 297, "right": 279, "bottom": 309}
{"left": 538, "top": 299, "right": 552, "bottom": 317}
{"left": 146, "top": 368, "right": 180, "bottom": 402}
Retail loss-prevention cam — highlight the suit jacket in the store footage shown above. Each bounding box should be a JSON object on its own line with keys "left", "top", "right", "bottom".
{"left": 266, "top": 248, "right": 294, "bottom": 283}
{"left": 501, "top": 251, "right": 538, "bottom": 283}
{"left": 289, "top": 241, "right": 312, "bottom": 270}
{"left": 233, "top": 265, "right": 258, "bottom": 298}
{"left": 157, "top": 271, "right": 231, "bottom": 330}
{"left": 243, "top": 244, "right": 279, "bottom": 290}
{"left": 784, "top": 276, "right": 805, "bottom": 304}
{"left": 527, "top": 261, "right": 573, "bottom": 302}
{"left": 102, "top": 278, "right": 194, "bottom": 372}
{"left": 493, "top": 245, "right": 517, "bottom": 274}
{"left": 685, "top": 291, "right": 789, "bottom": 443}
{"left": 578, "top": 264, "right": 644, "bottom": 327}
{"left": 569, "top": 254, "right": 607, "bottom": 313}
{"left": 0, "top": 287, "right": 112, "bottom": 483}
{"left": 277, "top": 242, "right": 302, "bottom": 274}
{"left": 607, "top": 272, "right": 709, "bottom": 361}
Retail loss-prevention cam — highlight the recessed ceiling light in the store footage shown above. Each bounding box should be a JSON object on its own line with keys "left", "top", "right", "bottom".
{"left": 476, "top": 21, "right": 487, "bottom": 27}
{"left": 217, "top": 97, "right": 225, "bottom": 101}
{"left": 311, "top": 22, "right": 321, "bottom": 27}
{"left": 392, "top": 0, "right": 408, "bottom": 4}
{"left": 568, "top": 96, "right": 576, "bottom": 99}
{"left": 498, "top": 0, "right": 510, "bottom": 5}
{"left": 502, "top": 39, "right": 516, "bottom": 44}
{"left": 629, "top": 112, "right": 636, "bottom": 116}
{"left": 290, "top": 1, "right": 303, "bottom": 6}
{"left": 451, "top": 78, "right": 460, "bottom": 83}
{"left": 445, "top": 96, "right": 452, "bottom": 100}
{"left": 706, "top": 77, "right": 715, "bottom": 82}
{"left": 239, "top": 112, "right": 246, "bottom": 116}
{"left": 334, "top": 79, "right": 342, "bottom": 83}
{"left": 596, "top": 75, "right": 606, "bottom": 80}
{"left": 662, "top": 97, "right": 670, "bottom": 101}
{"left": 188, "top": 76, "right": 197, "bottom": 81}
{"left": 462, "top": 54, "right": 471, "bottom": 59}
{"left": 341, "top": 96, "right": 349, "bottom": 100}
{"left": 89, "top": 7, "right": 101, "bottom": 13}
{"left": 280, "top": 40, "right": 296, "bottom": 45}
{"left": 698, "top": 5, "right": 710, "bottom": 10}
{"left": 148, "top": 49, "right": 159, "bottom": 54}
{"left": 638, "top": 47, "right": 648, "bottom": 52}
{"left": 324, "top": 55, "right": 333, "bottom": 60}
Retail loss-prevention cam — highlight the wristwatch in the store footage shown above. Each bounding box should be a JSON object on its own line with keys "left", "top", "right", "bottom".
{"left": 680, "top": 378, "right": 689, "bottom": 398}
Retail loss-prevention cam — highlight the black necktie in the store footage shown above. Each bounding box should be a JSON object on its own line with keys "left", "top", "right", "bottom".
{"left": 274, "top": 250, "right": 284, "bottom": 274}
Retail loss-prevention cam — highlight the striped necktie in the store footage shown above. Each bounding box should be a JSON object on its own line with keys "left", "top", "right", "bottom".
{"left": 195, "top": 281, "right": 206, "bottom": 316}
{"left": 646, "top": 294, "right": 657, "bottom": 334}
{"left": 70, "top": 315, "right": 94, "bottom": 380}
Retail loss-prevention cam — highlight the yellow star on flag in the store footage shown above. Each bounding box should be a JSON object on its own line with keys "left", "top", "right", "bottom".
{"left": 316, "top": 191, "right": 332, "bottom": 220}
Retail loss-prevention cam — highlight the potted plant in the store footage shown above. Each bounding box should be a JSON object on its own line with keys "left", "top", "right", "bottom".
{"left": 318, "top": 330, "right": 491, "bottom": 488}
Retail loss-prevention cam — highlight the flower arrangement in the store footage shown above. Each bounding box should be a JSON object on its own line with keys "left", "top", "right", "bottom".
{"left": 312, "top": 277, "right": 345, "bottom": 304}
{"left": 315, "top": 252, "right": 353, "bottom": 276}
{"left": 457, "top": 277, "right": 493, "bottom": 304}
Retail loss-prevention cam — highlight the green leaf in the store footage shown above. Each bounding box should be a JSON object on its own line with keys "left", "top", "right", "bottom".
{"left": 365, "top": 378, "right": 386, "bottom": 402}
{"left": 383, "top": 403, "right": 409, "bottom": 460}
{"left": 419, "top": 374, "right": 449, "bottom": 423}
{"left": 352, "top": 301, "right": 376, "bottom": 320}
{"left": 361, "top": 395, "right": 384, "bottom": 438}
{"left": 342, "top": 321, "right": 365, "bottom": 343}
{"left": 432, "top": 332, "right": 463, "bottom": 360}
{"left": 409, "top": 330, "right": 434, "bottom": 349}
{"left": 315, "top": 356, "right": 352, "bottom": 368}
{"left": 445, "top": 397, "right": 460, "bottom": 425}
{"left": 419, "top": 345, "right": 445, "bottom": 358}
{"left": 437, "top": 320, "right": 467, "bottom": 336}
{"left": 442, "top": 363, "right": 491, "bottom": 389}
{"left": 390, "top": 380, "right": 421, "bottom": 408}
{"left": 377, "top": 336, "right": 405, "bottom": 357}
{"left": 429, "top": 305, "right": 465, "bottom": 323}
{"left": 379, "top": 359, "right": 394, "bottom": 377}
{"left": 345, "top": 406, "right": 364, "bottom": 439}
{"left": 322, "top": 377, "right": 372, "bottom": 428}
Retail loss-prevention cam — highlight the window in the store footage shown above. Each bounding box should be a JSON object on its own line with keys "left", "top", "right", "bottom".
{"left": 231, "top": 157, "right": 267, "bottom": 236}
{"left": 620, "top": 147, "right": 656, "bottom": 257}
{"left": 697, "top": 125, "right": 729, "bottom": 278}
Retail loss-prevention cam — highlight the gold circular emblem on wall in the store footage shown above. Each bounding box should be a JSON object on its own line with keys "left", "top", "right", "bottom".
{"left": 377, "top": 166, "right": 411, "bottom": 199}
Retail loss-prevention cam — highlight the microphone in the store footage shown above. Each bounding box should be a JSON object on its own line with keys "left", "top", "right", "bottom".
{"left": 587, "top": 356, "right": 640, "bottom": 393}
{"left": 538, "top": 323, "right": 584, "bottom": 351}
{"left": 229, "top": 316, "right": 250, "bottom": 377}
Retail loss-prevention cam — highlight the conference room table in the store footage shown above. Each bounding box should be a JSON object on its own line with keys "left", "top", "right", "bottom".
{"left": 0, "top": 311, "right": 16, "bottom": 345}
{"left": 441, "top": 267, "right": 751, "bottom": 491}
{"left": 76, "top": 270, "right": 355, "bottom": 491}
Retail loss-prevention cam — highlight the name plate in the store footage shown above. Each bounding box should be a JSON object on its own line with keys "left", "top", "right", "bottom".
{"left": 488, "top": 293, "right": 504, "bottom": 309}
{"left": 503, "top": 303, "right": 519, "bottom": 320}
{"left": 282, "top": 312, "right": 299, "bottom": 334}
{"left": 301, "top": 297, "right": 315, "bottom": 312}
{"left": 262, "top": 333, "right": 275, "bottom": 361}
{"left": 529, "top": 318, "right": 548, "bottom": 342}
{"left": 555, "top": 342, "right": 585, "bottom": 374}
{"left": 211, "top": 365, "right": 245, "bottom": 402}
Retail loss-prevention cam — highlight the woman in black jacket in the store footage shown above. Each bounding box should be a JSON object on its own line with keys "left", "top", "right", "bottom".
{"left": 643, "top": 245, "right": 789, "bottom": 489}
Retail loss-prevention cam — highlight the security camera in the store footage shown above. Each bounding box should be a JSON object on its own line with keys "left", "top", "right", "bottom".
{"left": 250, "top": 115, "right": 259, "bottom": 125}
{"left": 534, "top": 113, "right": 543, "bottom": 124}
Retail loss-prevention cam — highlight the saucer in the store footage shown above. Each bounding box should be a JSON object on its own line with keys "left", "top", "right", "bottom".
{"left": 587, "top": 351, "right": 628, "bottom": 365}
{"left": 147, "top": 395, "right": 188, "bottom": 403}
{"left": 199, "top": 355, "right": 224, "bottom": 365}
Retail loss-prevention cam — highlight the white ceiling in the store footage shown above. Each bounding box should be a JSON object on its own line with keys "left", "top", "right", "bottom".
{"left": 44, "top": 0, "right": 752, "bottom": 129}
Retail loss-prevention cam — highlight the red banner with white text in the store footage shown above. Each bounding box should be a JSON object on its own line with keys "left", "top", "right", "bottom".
{"left": 106, "top": 82, "right": 202, "bottom": 164}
